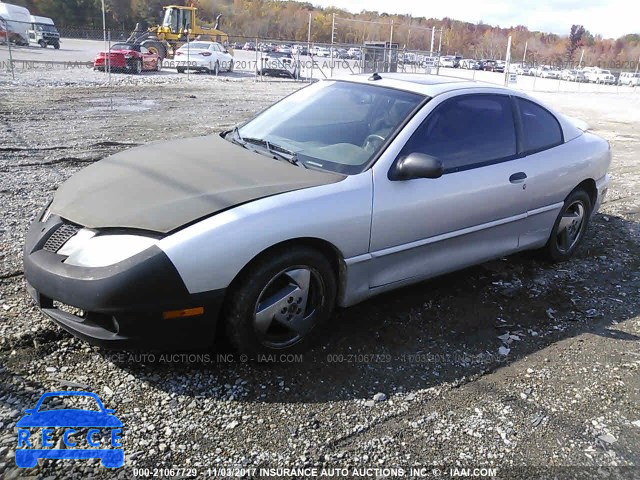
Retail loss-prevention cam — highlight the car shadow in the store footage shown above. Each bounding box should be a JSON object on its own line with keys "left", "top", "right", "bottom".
{"left": 102, "top": 212, "right": 639, "bottom": 403}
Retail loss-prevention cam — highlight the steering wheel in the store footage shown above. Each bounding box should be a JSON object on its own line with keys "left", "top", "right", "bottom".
{"left": 362, "top": 134, "right": 385, "bottom": 154}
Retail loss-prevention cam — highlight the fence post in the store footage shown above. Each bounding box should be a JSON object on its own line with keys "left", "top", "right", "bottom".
{"left": 2, "top": 18, "right": 15, "bottom": 80}
{"left": 107, "top": 30, "right": 111, "bottom": 84}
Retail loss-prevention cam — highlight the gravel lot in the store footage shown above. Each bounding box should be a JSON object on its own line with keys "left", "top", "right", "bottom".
{"left": 0, "top": 70, "right": 639, "bottom": 480}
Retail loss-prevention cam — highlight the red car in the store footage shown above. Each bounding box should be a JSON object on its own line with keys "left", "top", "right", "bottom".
{"left": 94, "top": 43, "right": 161, "bottom": 74}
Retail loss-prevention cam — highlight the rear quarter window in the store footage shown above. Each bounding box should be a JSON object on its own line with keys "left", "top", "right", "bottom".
{"left": 516, "top": 97, "right": 563, "bottom": 153}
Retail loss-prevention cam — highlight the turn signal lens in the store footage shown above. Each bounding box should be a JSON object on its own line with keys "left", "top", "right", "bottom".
{"left": 162, "top": 307, "right": 204, "bottom": 320}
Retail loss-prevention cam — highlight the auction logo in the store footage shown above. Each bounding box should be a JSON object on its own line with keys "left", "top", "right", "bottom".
{"left": 15, "top": 391, "right": 123, "bottom": 468}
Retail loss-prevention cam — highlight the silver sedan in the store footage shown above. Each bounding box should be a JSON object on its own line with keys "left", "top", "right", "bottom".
{"left": 23, "top": 73, "right": 611, "bottom": 353}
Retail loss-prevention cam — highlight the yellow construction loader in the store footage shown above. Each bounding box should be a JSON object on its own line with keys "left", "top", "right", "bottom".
{"left": 127, "top": 5, "right": 230, "bottom": 60}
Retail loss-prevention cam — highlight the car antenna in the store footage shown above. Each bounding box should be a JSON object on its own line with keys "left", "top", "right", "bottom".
{"left": 368, "top": 72, "right": 382, "bottom": 81}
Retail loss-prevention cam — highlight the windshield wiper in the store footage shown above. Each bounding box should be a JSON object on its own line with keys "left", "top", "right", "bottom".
{"left": 225, "top": 126, "right": 247, "bottom": 149}
{"left": 242, "top": 138, "right": 306, "bottom": 168}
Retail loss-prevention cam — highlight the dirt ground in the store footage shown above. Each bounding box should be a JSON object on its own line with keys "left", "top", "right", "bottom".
{"left": 0, "top": 74, "right": 639, "bottom": 479}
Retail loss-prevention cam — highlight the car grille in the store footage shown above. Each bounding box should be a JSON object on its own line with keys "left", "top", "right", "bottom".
{"left": 43, "top": 223, "right": 80, "bottom": 253}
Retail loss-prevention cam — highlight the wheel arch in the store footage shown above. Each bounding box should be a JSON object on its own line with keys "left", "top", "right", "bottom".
{"left": 225, "top": 237, "right": 347, "bottom": 306}
{"left": 574, "top": 178, "right": 597, "bottom": 207}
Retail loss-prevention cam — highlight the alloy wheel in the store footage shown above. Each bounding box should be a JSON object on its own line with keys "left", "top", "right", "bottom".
{"left": 253, "top": 266, "right": 324, "bottom": 349}
{"left": 556, "top": 200, "right": 586, "bottom": 253}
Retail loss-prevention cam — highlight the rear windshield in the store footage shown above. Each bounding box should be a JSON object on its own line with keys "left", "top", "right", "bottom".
{"left": 111, "top": 43, "right": 139, "bottom": 51}
{"left": 185, "top": 42, "right": 212, "bottom": 49}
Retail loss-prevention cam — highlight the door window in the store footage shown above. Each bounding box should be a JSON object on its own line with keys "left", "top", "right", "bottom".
{"left": 400, "top": 94, "right": 517, "bottom": 173}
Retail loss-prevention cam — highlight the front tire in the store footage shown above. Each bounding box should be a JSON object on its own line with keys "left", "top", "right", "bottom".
{"left": 39, "top": 40, "right": 47, "bottom": 48}
{"left": 543, "top": 189, "right": 592, "bottom": 262}
{"left": 213, "top": 61, "right": 220, "bottom": 76}
{"left": 225, "top": 246, "right": 337, "bottom": 354}
{"left": 134, "top": 59, "right": 142, "bottom": 74}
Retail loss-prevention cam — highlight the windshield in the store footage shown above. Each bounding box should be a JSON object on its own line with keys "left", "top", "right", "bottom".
{"left": 35, "top": 24, "right": 57, "bottom": 32}
{"left": 234, "top": 81, "right": 424, "bottom": 174}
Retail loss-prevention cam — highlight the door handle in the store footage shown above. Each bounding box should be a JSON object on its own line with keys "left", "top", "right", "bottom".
{"left": 509, "top": 172, "right": 527, "bottom": 183}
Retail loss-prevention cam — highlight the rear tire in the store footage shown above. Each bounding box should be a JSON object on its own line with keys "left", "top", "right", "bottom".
{"left": 542, "top": 189, "right": 592, "bottom": 262}
{"left": 224, "top": 246, "right": 337, "bottom": 355}
{"left": 53, "top": 42, "right": 60, "bottom": 49}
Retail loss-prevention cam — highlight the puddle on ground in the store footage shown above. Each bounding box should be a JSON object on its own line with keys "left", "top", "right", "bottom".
{"left": 83, "top": 97, "right": 157, "bottom": 112}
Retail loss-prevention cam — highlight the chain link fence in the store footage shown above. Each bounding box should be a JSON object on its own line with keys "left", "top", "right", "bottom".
{"left": 1, "top": 20, "right": 638, "bottom": 93}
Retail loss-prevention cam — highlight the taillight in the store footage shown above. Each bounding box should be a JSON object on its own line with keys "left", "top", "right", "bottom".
{"left": 200, "top": 52, "right": 212, "bottom": 56}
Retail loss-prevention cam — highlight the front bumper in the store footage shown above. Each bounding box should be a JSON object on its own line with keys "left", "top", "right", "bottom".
{"left": 23, "top": 214, "right": 225, "bottom": 350}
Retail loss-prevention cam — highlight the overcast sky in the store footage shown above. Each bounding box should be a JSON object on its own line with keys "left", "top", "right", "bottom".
{"left": 301, "top": 0, "right": 635, "bottom": 39}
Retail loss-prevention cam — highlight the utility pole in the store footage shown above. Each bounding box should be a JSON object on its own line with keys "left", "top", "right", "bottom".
{"left": 504, "top": 35, "right": 512, "bottom": 86}
{"left": 430, "top": 27, "right": 435, "bottom": 56}
{"left": 330, "top": 13, "right": 335, "bottom": 77}
{"left": 578, "top": 48, "right": 585, "bottom": 68}
{"left": 307, "top": 12, "right": 312, "bottom": 53}
{"left": 522, "top": 41, "right": 528, "bottom": 65}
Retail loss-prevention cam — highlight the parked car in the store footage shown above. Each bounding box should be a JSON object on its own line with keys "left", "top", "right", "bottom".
{"left": 332, "top": 48, "right": 349, "bottom": 59}
{"left": 27, "top": 15, "right": 60, "bottom": 49}
{"left": 93, "top": 43, "right": 160, "bottom": 74}
{"left": 561, "top": 69, "right": 586, "bottom": 82}
{"left": 314, "top": 46, "right": 331, "bottom": 57}
{"left": 0, "top": 1, "right": 30, "bottom": 45}
{"left": 539, "top": 66, "right": 561, "bottom": 79}
{"left": 438, "top": 55, "right": 456, "bottom": 68}
{"left": 172, "top": 41, "right": 233, "bottom": 74}
{"left": 258, "top": 51, "right": 299, "bottom": 78}
{"left": 275, "top": 45, "right": 293, "bottom": 55}
{"left": 24, "top": 73, "right": 610, "bottom": 353}
{"left": 595, "top": 69, "right": 616, "bottom": 84}
{"left": 482, "top": 59, "right": 498, "bottom": 71}
{"left": 347, "top": 47, "right": 362, "bottom": 60}
{"left": 583, "top": 67, "right": 615, "bottom": 84}
{"left": 618, "top": 71, "right": 640, "bottom": 86}
{"left": 494, "top": 60, "right": 506, "bottom": 73}
{"left": 242, "top": 42, "right": 256, "bottom": 51}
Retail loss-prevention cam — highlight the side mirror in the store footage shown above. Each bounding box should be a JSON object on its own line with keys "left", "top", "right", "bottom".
{"left": 389, "top": 153, "right": 443, "bottom": 181}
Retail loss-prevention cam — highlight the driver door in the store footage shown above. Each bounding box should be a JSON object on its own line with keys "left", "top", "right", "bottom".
{"left": 369, "top": 93, "right": 530, "bottom": 288}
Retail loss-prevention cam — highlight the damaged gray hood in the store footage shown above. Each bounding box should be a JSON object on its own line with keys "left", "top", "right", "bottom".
{"left": 50, "top": 135, "right": 342, "bottom": 233}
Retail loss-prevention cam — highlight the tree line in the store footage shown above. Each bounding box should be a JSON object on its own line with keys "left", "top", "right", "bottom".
{"left": 9, "top": 0, "right": 640, "bottom": 68}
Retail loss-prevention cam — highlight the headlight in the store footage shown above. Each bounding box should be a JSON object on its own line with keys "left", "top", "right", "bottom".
{"left": 59, "top": 229, "right": 158, "bottom": 267}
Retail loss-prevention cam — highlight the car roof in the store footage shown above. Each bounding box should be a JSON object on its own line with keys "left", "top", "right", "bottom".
{"left": 334, "top": 72, "right": 514, "bottom": 97}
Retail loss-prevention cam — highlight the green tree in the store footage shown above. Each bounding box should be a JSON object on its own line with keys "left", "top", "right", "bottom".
{"left": 566, "top": 24, "right": 585, "bottom": 63}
